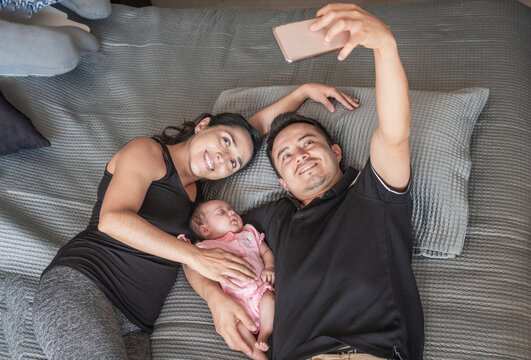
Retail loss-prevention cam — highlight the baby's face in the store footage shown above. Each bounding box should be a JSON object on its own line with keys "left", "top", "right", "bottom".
{"left": 200, "top": 200, "right": 243, "bottom": 239}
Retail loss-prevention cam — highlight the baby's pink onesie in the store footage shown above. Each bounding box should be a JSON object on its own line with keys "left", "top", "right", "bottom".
{"left": 196, "top": 224, "right": 274, "bottom": 332}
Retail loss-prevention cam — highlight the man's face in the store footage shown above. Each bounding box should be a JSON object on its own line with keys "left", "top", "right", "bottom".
{"left": 271, "top": 123, "right": 343, "bottom": 204}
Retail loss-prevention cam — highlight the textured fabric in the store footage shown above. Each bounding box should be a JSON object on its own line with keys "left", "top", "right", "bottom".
{"left": 0, "top": 90, "right": 50, "bottom": 155}
{"left": 0, "top": 19, "right": 99, "bottom": 76}
{"left": 196, "top": 224, "right": 273, "bottom": 332}
{"left": 0, "top": 1, "right": 529, "bottom": 359}
{"left": 0, "top": 0, "right": 60, "bottom": 14}
{"left": 243, "top": 163, "right": 423, "bottom": 360}
{"left": 44, "top": 138, "right": 193, "bottom": 333}
{"left": 32, "top": 266, "right": 138, "bottom": 360}
{"left": 59, "top": 0, "right": 112, "bottom": 20}
{"left": 208, "top": 86, "right": 489, "bottom": 258}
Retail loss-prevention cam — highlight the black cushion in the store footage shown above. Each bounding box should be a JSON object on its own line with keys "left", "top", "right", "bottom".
{"left": 0, "top": 91, "right": 50, "bottom": 155}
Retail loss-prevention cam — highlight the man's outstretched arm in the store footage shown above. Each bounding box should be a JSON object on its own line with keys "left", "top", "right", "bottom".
{"left": 311, "top": 4, "right": 411, "bottom": 190}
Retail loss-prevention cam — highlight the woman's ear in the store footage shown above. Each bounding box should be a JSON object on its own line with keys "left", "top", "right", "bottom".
{"left": 195, "top": 117, "right": 211, "bottom": 134}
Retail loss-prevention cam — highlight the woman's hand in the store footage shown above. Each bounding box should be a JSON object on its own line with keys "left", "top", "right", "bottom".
{"left": 310, "top": 3, "right": 396, "bottom": 60}
{"left": 260, "top": 266, "right": 275, "bottom": 285}
{"left": 298, "top": 83, "right": 359, "bottom": 113}
{"left": 189, "top": 247, "right": 257, "bottom": 291}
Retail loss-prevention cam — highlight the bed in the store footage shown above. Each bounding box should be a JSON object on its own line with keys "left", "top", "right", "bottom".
{"left": 0, "top": 0, "right": 529, "bottom": 359}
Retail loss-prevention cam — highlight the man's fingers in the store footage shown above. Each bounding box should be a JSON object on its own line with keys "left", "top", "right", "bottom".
{"left": 338, "top": 36, "right": 362, "bottom": 61}
{"left": 316, "top": 3, "right": 359, "bottom": 18}
{"left": 325, "top": 19, "right": 347, "bottom": 43}
{"left": 235, "top": 307, "right": 257, "bottom": 333}
{"left": 310, "top": 11, "right": 353, "bottom": 32}
{"left": 222, "top": 326, "right": 253, "bottom": 356}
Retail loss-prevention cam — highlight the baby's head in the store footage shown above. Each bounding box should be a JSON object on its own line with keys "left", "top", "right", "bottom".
{"left": 189, "top": 200, "right": 243, "bottom": 240}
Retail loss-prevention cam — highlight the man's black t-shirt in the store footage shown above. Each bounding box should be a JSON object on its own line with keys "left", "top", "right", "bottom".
{"left": 243, "top": 159, "right": 424, "bottom": 360}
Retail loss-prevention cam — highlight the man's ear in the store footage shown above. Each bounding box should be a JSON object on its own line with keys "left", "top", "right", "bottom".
{"left": 331, "top": 144, "right": 342, "bottom": 163}
{"left": 278, "top": 178, "right": 289, "bottom": 192}
{"left": 195, "top": 117, "right": 211, "bottom": 133}
{"left": 199, "top": 224, "right": 211, "bottom": 238}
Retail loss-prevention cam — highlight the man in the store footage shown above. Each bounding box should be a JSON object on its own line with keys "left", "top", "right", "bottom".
{"left": 185, "top": 3, "right": 424, "bottom": 360}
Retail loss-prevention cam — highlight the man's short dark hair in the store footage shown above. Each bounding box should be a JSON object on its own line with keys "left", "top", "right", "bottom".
{"left": 266, "top": 112, "right": 336, "bottom": 178}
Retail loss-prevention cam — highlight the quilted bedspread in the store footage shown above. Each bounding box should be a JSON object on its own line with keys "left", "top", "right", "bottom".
{"left": 0, "top": 0, "right": 529, "bottom": 359}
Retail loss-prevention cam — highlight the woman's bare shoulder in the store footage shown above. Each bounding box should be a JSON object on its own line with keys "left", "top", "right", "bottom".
{"left": 107, "top": 137, "right": 166, "bottom": 176}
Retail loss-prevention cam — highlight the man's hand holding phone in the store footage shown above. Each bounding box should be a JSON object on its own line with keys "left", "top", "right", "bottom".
{"left": 310, "top": 3, "right": 395, "bottom": 60}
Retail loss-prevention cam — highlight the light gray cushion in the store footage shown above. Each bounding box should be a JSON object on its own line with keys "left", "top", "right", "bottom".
{"left": 0, "top": 20, "right": 99, "bottom": 76}
{"left": 60, "top": 0, "right": 111, "bottom": 20}
{"left": 204, "top": 86, "right": 489, "bottom": 258}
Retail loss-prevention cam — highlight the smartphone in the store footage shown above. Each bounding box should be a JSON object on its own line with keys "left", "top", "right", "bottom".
{"left": 273, "top": 18, "right": 349, "bottom": 63}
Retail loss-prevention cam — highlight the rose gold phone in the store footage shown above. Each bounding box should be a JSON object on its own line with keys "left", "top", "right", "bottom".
{"left": 273, "top": 18, "right": 350, "bottom": 63}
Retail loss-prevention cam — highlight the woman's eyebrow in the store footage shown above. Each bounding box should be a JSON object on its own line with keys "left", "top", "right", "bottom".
{"left": 227, "top": 132, "right": 242, "bottom": 167}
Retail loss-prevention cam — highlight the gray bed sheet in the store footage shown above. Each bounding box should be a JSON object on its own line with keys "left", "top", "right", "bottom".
{"left": 0, "top": 0, "right": 529, "bottom": 359}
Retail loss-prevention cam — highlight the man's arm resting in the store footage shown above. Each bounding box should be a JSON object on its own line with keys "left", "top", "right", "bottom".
{"left": 183, "top": 265, "right": 257, "bottom": 357}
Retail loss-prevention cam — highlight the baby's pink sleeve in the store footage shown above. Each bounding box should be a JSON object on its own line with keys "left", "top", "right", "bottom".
{"left": 195, "top": 241, "right": 207, "bottom": 249}
{"left": 244, "top": 224, "right": 265, "bottom": 249}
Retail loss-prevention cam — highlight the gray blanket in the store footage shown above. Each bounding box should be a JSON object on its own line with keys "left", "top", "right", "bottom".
{"left": 0, "top": 0, "right": 529, "bottom": 359}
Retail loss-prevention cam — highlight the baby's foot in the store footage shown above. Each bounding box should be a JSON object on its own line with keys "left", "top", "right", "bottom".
{"left": 254, "top": 340, "right": 269, "bottom": 352}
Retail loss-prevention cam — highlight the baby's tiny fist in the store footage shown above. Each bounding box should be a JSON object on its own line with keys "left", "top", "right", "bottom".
{"left": 177, "top": 234, "right": 191, "bottom": 243}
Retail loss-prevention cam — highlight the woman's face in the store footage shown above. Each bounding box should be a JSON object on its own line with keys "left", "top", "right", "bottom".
{"left": 189, "top": 120, "right": 254, "bottom": 181}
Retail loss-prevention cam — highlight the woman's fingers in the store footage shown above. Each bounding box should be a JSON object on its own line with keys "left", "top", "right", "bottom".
{"left": 329, "top": 90, "right": 360, "bottom": 111}
{"left": 196, "top": 248, "right": 257, "bottom": 284}
{"left": 218, "top": 276, "right": 243, "bottom": 291}
{"left": 318, "top": 95, "right": 335, "bottom": 112}
{"left": 225, "top": 252, "right": 257, "bottom": 277}
{"left": 330, "top": 90, "right": 355, "bottom": 110}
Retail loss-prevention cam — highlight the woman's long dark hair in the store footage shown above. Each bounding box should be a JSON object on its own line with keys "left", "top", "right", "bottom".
{"left": 154, "top": 112, "right": 261, "bottom": 164}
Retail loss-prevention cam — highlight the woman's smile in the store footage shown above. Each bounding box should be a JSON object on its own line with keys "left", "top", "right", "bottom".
{"left": 204, "top": 150, "right": 215, "bottom": 171}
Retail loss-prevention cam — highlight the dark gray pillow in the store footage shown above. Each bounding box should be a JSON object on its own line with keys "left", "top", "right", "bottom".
{"left": 204, "top": 86, "right": 489, "bottom": 258}
{"left": 0, "top": 91, "right": 50, "bottom": 155}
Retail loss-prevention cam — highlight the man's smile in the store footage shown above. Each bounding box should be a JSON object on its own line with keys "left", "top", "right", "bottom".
{"left": 297, "top": 161, "right": 318, "bottom": 175}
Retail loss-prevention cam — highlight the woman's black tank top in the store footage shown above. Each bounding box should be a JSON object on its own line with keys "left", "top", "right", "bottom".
{"left": 43, "top": 138, "right": 197, "bottom": 333}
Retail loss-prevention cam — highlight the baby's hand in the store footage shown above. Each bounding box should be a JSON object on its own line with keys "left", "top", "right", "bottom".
{"left": 260, "top": 267, "right": 275, "bottom": 285}
{"left": 177, "top": 234, "right": 191, "bottom": 244}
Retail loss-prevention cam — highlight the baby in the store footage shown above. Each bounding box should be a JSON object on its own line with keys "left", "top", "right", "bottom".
{"left": 182, "top": 200, "right": 275, "bottom": 360}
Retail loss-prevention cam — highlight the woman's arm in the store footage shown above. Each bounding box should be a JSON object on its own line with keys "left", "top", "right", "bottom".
{"left": 98, "top": 137, "right": 257, "bottom": 285}
{"left": 248, "top": 83, "right": 359, "bottom": 137}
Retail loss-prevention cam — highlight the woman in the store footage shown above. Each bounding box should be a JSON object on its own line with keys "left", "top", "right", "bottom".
{"left": 32, "top": 83, "right": 358, "bottom": 360}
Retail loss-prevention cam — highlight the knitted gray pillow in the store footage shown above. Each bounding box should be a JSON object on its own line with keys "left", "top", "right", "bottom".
{"left": 203, "top": 86, "right": 489, "bottom": 258}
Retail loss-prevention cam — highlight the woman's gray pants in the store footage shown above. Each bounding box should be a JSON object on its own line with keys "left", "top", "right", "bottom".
{"left": 33, "top": 266, "right": 151, "bottom": 360}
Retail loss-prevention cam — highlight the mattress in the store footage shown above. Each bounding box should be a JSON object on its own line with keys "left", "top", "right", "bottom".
{"left": 0, "top": 0, "right": 529, "bottom": 359}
